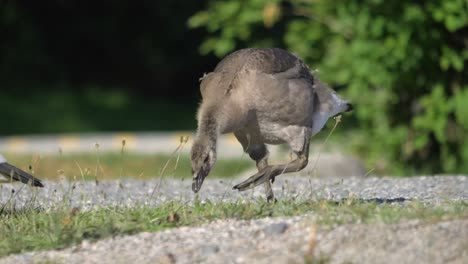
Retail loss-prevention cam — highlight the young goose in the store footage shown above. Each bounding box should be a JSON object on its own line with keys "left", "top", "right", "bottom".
{"left": 0, "top": 154, "right": 44, "bottom": 187}
{"left": 191, "top": 48, "right": 352, "bottom": 201}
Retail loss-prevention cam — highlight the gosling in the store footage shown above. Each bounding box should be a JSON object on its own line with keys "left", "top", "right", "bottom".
{"left": 191, "top": 48, "right": 352, "bottom": 201}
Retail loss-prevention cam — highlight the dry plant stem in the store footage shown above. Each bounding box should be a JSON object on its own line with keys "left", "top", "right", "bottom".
{"left": 0, "top": 184, "right": 25, "bottom": 213}
{"left": 119, "top": 139, "right": 126, "bottom": 179}
{"left": 306, "top": 223, "right": 318, "bottom": 260}
{"left": 299, "top": 115, "right": 342, "bottom": 198}
{"left": 74, "top": 161, "right": 85, "bottom": 182}
{"left": 307, "top": 115, "right": 341, "bottom": 183}
{"left": 27, "top": 163, "right": 40, "bottom": 205}
{"left": 220, "top": 151, "right": 248, "bottom": 202}
{"left": 170, "top": 138, "right": 188, "bottom": 177}
{"left": 74, "top": 160, "right": 92, "bottom": 207}
{"left": 363, "top": 167, "right": 375, "bottom": 177}
{"left": 223, "top": 137, "right": 252, "bottom": 201}
{"left": 311, "top": 115, "right": 342, "bottom": 173}
{"left": 150, "top": 137, "right": 189, "bottom": 199}
{"left": 94, "top": 144, "right": 100, "bottom": 184}
{"left": 0, "top": 155, "right": 40, "bottom": 212}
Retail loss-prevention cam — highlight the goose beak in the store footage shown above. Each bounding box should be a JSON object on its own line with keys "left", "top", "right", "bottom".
{"left": 192, "top": 168, "right": 208, "bottom": 193}
{"left": 345, "top": 103, "right": 353, "bottom": 112}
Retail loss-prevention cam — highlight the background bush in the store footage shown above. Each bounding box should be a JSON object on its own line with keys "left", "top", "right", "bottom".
{"left": 188, "top": 0, "right": 468, "bottom": 175}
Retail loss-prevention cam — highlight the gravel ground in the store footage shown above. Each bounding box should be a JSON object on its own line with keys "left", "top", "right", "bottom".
{"left": 1, "top": 175, "right": 467, "bottom": 209}
{"left": 1, "top": 214, "right": 467, "bottom": 264}
{"left": 1, "top": 175, "right": 467, "bottom": 263}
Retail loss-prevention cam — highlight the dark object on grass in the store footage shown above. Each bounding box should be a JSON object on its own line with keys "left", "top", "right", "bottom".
{"left": 191, "top": 48, "right": 352, "bottom": 201}
{"left": 0, "top": 154, "right": 44, "bottom": 187}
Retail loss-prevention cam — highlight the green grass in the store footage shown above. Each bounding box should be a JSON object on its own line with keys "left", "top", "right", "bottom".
{"left": 0, "top": 199, "right": 466, "bottom": 257}
{"left": 3, "top": 153, "right": 254, "bottom": 181}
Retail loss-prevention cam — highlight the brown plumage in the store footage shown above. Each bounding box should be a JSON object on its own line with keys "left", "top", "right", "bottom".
{"left": 191, "top": 48, "right": 352, "bottom": 201}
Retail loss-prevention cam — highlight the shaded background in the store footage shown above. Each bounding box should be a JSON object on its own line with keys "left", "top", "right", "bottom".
{"left": 1, "top": 0, "right": 467, "bottom": 175}
{"left": 1, "top": 0, "right": 217, "bottom": 132}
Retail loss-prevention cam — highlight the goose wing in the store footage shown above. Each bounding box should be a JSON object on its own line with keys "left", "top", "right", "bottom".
{"left": 201, "top": 48, "right": 312, "bottom": 97}
{"left": 214, "top": 48, "right": 306, "bottom": 75}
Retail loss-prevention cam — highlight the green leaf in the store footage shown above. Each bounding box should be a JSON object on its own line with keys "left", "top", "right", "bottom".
{"left": 187, "top": 11, "right": 210, "bottom": 28}
{"left": 414, "top": 134, "right": 428, "bottom": 149}
{"left": 453, "top": 87, "right": 468, "bottom": 129}
{"left": 445, "top": 15, "right": 466, "bottom": 32}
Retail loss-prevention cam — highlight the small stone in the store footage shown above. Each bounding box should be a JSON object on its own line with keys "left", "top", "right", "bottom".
{"left": 157, "top": 253, "right": 176, "bottom": 264}
{"left": 201, "top": 245, "right": 220, "bottom": 256}
{"left": 263, "top": 223, "right": 289, "bottom": 235}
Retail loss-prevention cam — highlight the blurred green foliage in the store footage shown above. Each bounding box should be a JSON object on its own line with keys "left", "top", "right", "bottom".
{"left": 189, "top": 0, "right": 468, "bottom": 175}
{"left": 0, "top": 89, "right": 196, "bottom": 134}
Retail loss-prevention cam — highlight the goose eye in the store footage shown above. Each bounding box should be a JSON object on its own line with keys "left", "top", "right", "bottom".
{"left": 204, "top": 155, "right": 210, "bottom": 163}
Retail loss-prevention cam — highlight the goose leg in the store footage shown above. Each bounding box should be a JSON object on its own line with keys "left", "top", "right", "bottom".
{"left": 233, "top": 152, "right": 309, "bottom": 191}
{"left": 234, "top": 132, "right": 274, "bottom": 202}
{"left": 233, "top": 128, "right": 311, "bottom": 192}
{"left": 250, "top": 145, "right": 274, "bottom": 202}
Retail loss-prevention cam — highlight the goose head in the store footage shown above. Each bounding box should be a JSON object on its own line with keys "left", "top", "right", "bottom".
{"left": 190, "top": 136, "right": 217, "bottom": 193}
{"left": 311, "top": 78, "right": 353, "bottom": 136}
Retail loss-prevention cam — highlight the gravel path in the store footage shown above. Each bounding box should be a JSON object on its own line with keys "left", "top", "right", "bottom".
{"left": 1, "top": 175, "right": 467, "bottom": 263}
{"left": 1, "top": 175, "right": 467, "bottom": 209}
{"left": 2, "top": 216, "right": 466, "bottom": 264}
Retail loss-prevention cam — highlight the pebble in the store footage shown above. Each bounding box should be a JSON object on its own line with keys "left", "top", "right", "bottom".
{"left": 200, "top": 245, "right": 220, "bottom": 256}
{"left": 263, "top": 223, "right": 289, "bottom": 235}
